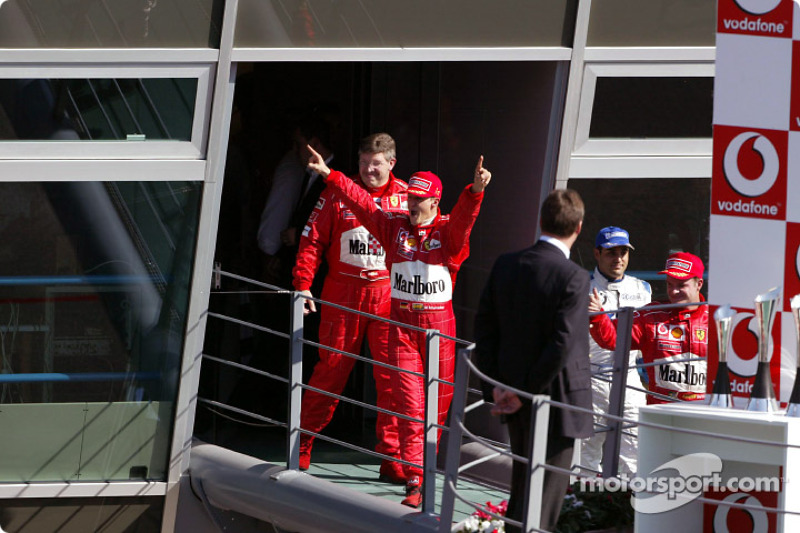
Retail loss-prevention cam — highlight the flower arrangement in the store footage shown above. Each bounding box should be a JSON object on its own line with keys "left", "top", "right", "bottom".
{"left": 457, "top": 500, "right": 508, "bottom": 533}
{"left": 555, "top": 483, "right": 634, "bottom": 533}
{"left": 456, "top": 484, "right": 633, "bottom": 533}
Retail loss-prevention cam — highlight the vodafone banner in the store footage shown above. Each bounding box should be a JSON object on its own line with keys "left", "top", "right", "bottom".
{"left": 709, "top": 0, "right": 800, "bottom": 416}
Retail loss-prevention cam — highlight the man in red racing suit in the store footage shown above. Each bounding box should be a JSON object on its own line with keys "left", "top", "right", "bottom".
{"left": 307, "top": 146, "right": 492, "bottom": 508}
{"left": 589, "top": 252, "right": 708, "bottom": 405}
{"left": 294, "top": 133, "right": 407, "bottom": 483}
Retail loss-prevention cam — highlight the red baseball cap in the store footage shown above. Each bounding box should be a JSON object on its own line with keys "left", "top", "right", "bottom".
{"left": 407, "top": 171, "right": 442, "bottom": 199}
{"left": 659, "top": 252, "right": 704, "bottom": 279}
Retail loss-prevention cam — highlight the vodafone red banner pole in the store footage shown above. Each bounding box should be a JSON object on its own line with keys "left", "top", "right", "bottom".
{"left": 709, "top": 0, "right": 799, "bottom": 410}
{"left": 705, "top": 1, "right": 799, "bottom": 531}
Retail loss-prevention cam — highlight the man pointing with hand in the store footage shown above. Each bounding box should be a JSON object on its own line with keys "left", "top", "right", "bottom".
{"left": 306, "top": 145, "right": 491, "bottom": 508}
{"left": 293, "top": 133, "right": 407, "bottom": 482}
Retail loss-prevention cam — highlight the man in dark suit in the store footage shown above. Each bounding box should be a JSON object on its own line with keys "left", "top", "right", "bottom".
{"left": 275, "top": 116, "right": 336, "bottom": 288}
{"left": 474, "top": 188, "right": 592, "bottom": 533}
{"left": 239, "top": 111, "right": 334, "bottom": 419}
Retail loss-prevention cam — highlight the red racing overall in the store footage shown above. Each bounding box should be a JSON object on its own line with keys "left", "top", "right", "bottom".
{"left": 293, "top": 173, "right": 407, "bottom": 463}
{"left": 590, "top": 297, "right": 708, "bottom": 404}
{"left": 323, "top": 169, "right": 483, "bottom": 478}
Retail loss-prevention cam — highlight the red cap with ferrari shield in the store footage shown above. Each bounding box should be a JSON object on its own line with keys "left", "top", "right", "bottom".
{"left": 407, "top": 171, "right": 442, "bottom": 199}
{"left": 659, "top": 252, "right": 704, "bottom": 279}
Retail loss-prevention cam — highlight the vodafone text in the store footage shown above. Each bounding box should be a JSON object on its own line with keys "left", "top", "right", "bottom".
{"left": 730, "top": 378, "right": 753, "bottom": 393}
{"left": 721, "top": 17, "right": 785, "bottom": 34}
{"left": 716, "top": 199, "right": 779, "bottom": 216}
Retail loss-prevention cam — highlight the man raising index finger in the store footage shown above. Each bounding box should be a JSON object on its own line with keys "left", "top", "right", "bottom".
{"left": 309, "top": 149, "right": 491, "bottom": 508}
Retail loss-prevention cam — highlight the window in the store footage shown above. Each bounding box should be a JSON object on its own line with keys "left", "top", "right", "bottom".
{"left": 589, "top": 77, "right": 713, "bottom": 139}
{"left": 587, "top": 0, "right": 715, "bottom": 47}
{"left": 235, "top": 0, "right": 576, "bottom": 48}
{"left": 0, "top": 496, "right": 163, "bottom": 532}
{"left": 570, "top": 178, "right": 710, "bottom": 301}
{"left": 573, "top": 63, "right": 714, "bottom": 157}
{"left": 0, "top": 66, "right": 213, "bottom": 159}
{"left": 0, "top": 78, "right": 197, "bottom": 142}
{"left": 0, "top": 0, "right": 222, "bottom": 48}
{"left": 0, "top": 180, "right": 201, "bottom": 482}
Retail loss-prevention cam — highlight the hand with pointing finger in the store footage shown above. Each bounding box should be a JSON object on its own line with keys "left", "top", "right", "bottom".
{"left": 306, "top": 144, "right": 332, "bottom": 178}
{"left": 471, "top": 155, "right": 492, "bottom": 193}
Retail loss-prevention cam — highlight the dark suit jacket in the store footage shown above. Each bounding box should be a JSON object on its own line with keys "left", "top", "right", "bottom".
{"left": 474, "top": 239, "right": 593, "bottom": 439}
{"left": 277, "top": 163, "right": 332, "bottom": 289}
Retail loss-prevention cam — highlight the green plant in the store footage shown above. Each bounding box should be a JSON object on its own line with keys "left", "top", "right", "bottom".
{"left": 555, "top": 482, "right": 634, "bottom": 533}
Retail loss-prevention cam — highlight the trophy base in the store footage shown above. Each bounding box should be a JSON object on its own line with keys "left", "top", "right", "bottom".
{"left": 786, "top": 402, "right": 800, "bottom": 417}
{"left": 708, "top": 393, "right": 733, "bottom": 408}
{"left": 746, "top": 396, "right": 779, "bottom": 412}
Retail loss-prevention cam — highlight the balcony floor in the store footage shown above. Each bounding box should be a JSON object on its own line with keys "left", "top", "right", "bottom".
{"left": 195, "top": 416, "right": 509, "bottom": 526}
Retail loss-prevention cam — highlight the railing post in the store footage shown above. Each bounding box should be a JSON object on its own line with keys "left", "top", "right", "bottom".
{"left": 522, "top": 395, "right": 550, "bottom": 532}
{"left": 422, "top": 329, "right": 440, "bottom": 514}
{"left": 438, "top": 346, "right": 472, "bottom": 532}
{"left": 287, "top": 291, "right": 305, "bottom": 470}
{"left": 601, "top": 306, "right": 634, "bottom": 478}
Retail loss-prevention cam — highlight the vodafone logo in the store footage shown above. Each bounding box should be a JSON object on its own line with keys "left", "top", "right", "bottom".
{"left": 713, "top": 493, "right": 769, "bottom": 532}
{"left": 719, "top": 0, "right": 789, "bottom": 35}
{"left": 733, "top": 0, "right": 782, "bottom": 15}
{"left": 712, "top": 126, "right": 786, "bottom": 220}
{"left": 728, "top": 312, "right": 760, "bottom": 377}
{"left": 723, "top": 132, "right": 779, "bottom": 197}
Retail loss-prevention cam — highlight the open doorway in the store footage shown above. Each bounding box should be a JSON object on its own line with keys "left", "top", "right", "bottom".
{"left": 198, "top": 59, "right": 566, "bottom": 451}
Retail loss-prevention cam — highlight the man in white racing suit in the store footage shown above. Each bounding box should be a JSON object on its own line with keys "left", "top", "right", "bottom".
{"left": 580, "top": 226, "right": 650, "bottom": 477}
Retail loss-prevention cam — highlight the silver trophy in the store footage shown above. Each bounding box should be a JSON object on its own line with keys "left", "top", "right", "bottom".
{"left": 785, "top": 294, "right": 800, "bottom": 417}
{"left": 746, "top": 286, "right": 781, "bottom": 412}
{"left": 709, "top": 305, "right": 736, "bottom": 408}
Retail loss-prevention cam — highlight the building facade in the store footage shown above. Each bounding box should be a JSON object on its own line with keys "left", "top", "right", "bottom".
{"left": 0, "top": 1, "right": 714, "bottom": 530}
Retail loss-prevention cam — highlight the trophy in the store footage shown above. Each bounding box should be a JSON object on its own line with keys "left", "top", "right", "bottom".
{"left": 746, "top": 286, "right": 781, "bottom": 412}
{"left": 709, "top": 305, "right": 735, "bottom": 408}
{"left": 785, "top": 294, "right": 800, "bottom": 417}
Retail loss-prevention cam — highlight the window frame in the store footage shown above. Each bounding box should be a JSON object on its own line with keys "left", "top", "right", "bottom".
{"left": 0, "top": 50, "right": 217, "bottom": 160}
{"left": 573, "top": 60, "right": 715, "bottom": 158}
{"left": 564, "top": 48, "right": 715, "bottom": 181}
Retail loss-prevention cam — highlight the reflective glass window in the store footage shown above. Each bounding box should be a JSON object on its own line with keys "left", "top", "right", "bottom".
{"left": 235, "top": 0, "right": 576, "bottom": 48}
{"left": 589, "top": 77, "right": 714, "bottom": 139}
{"left": 0, "top": 496, "right": 163, "bottom": 532}
{"left": 0, "top": 180, "right": 202, "bottom": 482}
{"left": 0, "top": 0, "right": 222, "bottom": 48}
{"left": 588, "top": 0, "right": 715, "bottom": 47}
{"left": 569, "top": 178, "right": 710, "bottom": 301}
{"left": 0, "top": 78, "right": 197, "bottom": 141}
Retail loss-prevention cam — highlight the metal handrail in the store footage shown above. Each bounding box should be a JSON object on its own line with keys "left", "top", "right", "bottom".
{"left": 440, "top": 337, "right": 800, "bottom": 533}
{"left": 203, "top": 267, "right": 467, "bottom": 515}
{"left": 202, "top": 267, "right": 800, "bottom": 531}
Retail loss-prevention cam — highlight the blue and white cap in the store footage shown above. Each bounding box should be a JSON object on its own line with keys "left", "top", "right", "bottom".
{"left": 595, "top": 226, "right": 634, "bottom": 250}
